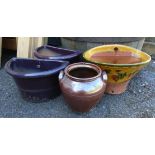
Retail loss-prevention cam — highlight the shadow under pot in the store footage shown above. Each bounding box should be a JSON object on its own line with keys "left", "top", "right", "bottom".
{"left": 34, "top": 45, "right": 82, "bottom": 63}
{"left": 59, "top": 62, "right": 107, "bottom": 112}
{"left": 5, "top": 58, "right": 69, "bottom": 102}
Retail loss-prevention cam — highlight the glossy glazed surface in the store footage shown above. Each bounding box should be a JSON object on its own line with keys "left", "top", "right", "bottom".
{"left": 83, "top": 44, "right": 151, "bottom": 94}
{"left": 34, "top": 45, "right": 82, "bottom": 63}
{"left": 59, "top": 62, "right": 107, "bottom": 112}
{"left": 5, "top": 58, "right": 69, "bottom": 102}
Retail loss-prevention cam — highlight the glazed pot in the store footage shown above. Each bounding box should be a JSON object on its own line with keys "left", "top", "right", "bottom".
{"left": 34, "top": 45, "right": 82, "bottom": 63}
{"left": 83, "top": 44, "right": 151, "bottom": 94}
{"left": 59, "top": 62, "right": 107, "bottom": 112}
{"left": 5, "top": 58, "right": 69, "bottom": 102}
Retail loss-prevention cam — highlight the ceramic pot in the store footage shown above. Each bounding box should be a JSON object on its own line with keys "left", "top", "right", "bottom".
{"left": 34, "top": 45, "right": 82, "bottom": 63}
{"left": 61, "top": 37, "right": 145, "bottom": 51}
{"left": 5, "top": 58, "right": 69, "bottom": 102}
{"left": 83, "top": 44, "right": 151, "bottom": 94}
{"left": 59, "top": 62, "right": 107, "bottom": 112}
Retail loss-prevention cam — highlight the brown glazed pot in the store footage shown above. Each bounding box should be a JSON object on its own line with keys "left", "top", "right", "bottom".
{"left": 59, "top": 62, "right": 107, "bottom": 112}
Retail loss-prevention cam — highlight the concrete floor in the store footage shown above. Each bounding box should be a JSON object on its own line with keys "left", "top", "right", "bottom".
{"left": 0, "top": 59, "right": 155, "bottom": 118}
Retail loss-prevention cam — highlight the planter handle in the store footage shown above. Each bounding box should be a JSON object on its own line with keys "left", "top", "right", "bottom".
{"left": 102, "top": 71, "right": 107, "bottom": 83}
{"left": 59, "top": 70, "right": 64, "bottom": 81}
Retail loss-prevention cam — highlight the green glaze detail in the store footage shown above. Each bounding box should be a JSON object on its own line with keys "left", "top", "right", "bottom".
{"left": 105, "top": 69, "right": 111, "bottom": 74}
{"left": 112, "top": 72, "right": 127, "bottom": 81}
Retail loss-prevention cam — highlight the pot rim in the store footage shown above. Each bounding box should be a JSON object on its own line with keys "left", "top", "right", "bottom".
{"left": 34, "top": 45, "right": 82, "bottom": 60}
{"left": 62, "top": 37, "right": 145, "bottom": 43}
{"left": 5, "top": 57, "right": 69, "bottom": 78}
{"left": 64, "top": 62, "right": 102, "bottom": 82}
{"left": 83, "top": 44, "right": 151, "bottom": 67}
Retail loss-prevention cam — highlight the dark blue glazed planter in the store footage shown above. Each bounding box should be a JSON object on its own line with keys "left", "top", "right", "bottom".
{"left": 5, "top": 58, "right": 69, "bottom": 102}
{"left": 34, "top": 45, "right": 82, "bottom": 63}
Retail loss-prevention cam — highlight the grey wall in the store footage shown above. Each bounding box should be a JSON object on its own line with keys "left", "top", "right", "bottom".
{"left": 145, "top": 37, "right": 155, "bottom": 42}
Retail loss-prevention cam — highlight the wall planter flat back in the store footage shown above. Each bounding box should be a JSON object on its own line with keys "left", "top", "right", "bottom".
{"left": 83, "top": 44, "right": 151, "bottom": 94}
{"left": 34, "top": 45, "right": 82, "bottom": 63}
{"left": 5, "top": 58, "right": 69, "bottom": 102}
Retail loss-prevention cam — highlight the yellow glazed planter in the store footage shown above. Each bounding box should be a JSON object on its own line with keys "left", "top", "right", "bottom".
{"left": 83, "top": 44, "right": 151, "bottom": 94}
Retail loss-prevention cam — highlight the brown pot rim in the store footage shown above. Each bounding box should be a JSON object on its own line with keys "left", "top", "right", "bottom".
{"left": 64, "top": 62, "right": 102, "bottom": 82}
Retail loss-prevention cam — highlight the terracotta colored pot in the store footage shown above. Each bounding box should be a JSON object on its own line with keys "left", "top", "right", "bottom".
{"left": 34, "top": 45, "right": 82, "bottom": 63}
{"left": 83, "top": 44, "right": 151, "bottom": 94}
{"left": 5, "top": 58, "right": 69, "bottom": 102}
{"left": 59, "top": 62, "right": 107, "bottom": 112}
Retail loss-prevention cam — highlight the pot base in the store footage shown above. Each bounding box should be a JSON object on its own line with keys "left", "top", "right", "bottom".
{"left": 20, "top": 87, "right": 61, "bottom": 102}
{"left": 105, "top": 81, "right": 130, "bottom": 94}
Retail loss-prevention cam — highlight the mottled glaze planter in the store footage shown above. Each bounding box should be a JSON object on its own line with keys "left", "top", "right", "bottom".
{"left": 83, "top": 44, "right": 151, "bottom": 94}
{"left": 34, "top": 45, "right": 82, "bottom": 63}
{"left": 59, "top": 62, "right": 107, "bottom": 112}
{"left": 5, "top": 58, "right": 69, "bottom": 102}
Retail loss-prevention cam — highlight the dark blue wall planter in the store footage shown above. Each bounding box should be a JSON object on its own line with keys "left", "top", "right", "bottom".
{"left": 34, "top": 45, "right": 82, "bottom": 63}
{"left": 5, "top": 58, "right": 69, "bottom": 102}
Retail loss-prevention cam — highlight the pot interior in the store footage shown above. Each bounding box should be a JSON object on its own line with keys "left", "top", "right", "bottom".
{"left": 83, "top": 44, "right": 151, "bottom": 66}
{"left": 38, "top": 48, "right": 61, "bottom": 57}
{"left": 68, "top": 66, "right": 98, "bottom": 78}
{"left": 90, "top": 51, "right": 142, "bottom": 64}
{"left": 37, "top": 46, "right": 77, "bottom": 57}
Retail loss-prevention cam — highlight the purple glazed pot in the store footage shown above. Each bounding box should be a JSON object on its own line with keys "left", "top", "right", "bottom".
{"left": 34, "top": 45, "right": 82, "bottom": 63}
{"left": 5, "top": 58, "right": 69, "bottom": 102}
